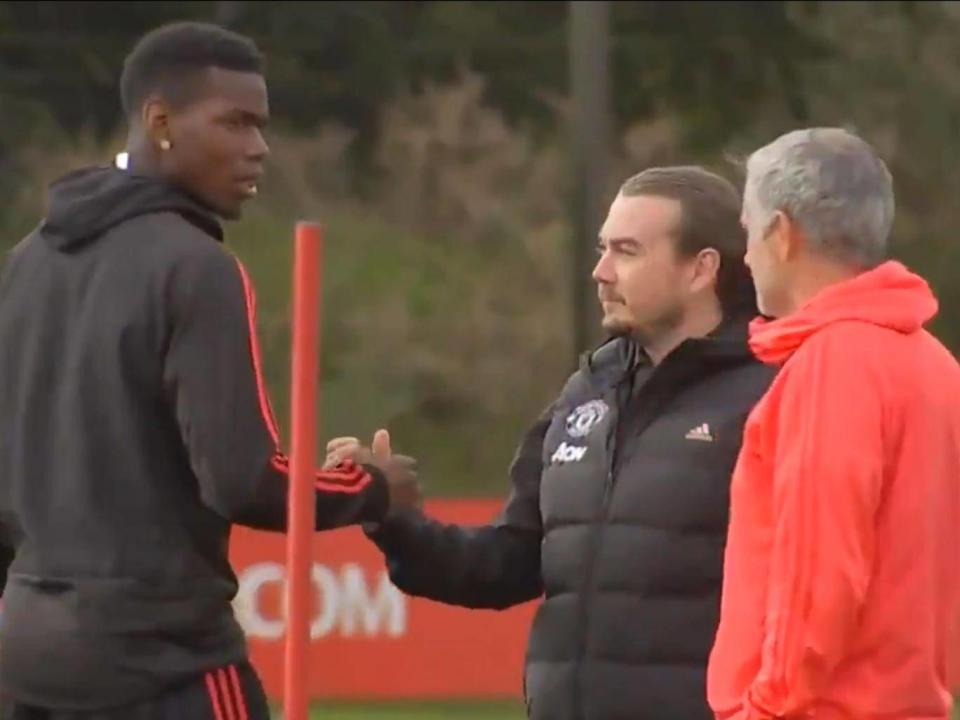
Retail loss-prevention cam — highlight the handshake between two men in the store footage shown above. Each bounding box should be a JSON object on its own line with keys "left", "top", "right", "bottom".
{"left": 325, "top": 430, "right": 424, "bottom": 517}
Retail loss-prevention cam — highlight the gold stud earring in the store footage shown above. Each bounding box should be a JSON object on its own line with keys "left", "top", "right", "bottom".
{"left": 159, "top": 139, "right": 171, "bottom": 151}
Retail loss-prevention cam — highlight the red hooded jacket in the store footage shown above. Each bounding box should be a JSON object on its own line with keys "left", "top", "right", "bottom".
{"left": 708, "top": 261, "right": 960, "bottom": 719}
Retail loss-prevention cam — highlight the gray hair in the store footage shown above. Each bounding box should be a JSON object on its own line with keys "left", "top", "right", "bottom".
{"left": 744, "top": 128, "right": 894, "bottom": 267}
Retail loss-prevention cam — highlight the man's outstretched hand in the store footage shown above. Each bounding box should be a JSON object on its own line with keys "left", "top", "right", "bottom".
{"left": 325, "top": 430, "right": 423, "bottom": 513}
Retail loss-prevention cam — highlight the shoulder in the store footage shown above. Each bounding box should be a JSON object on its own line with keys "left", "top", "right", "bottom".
{"left": 787, "top": 320, "right": 896, "bottom": 380}
{"left": 555, "top": 336, "right": 632, "bottom": 405}
{"left": 126, "top": 211, "right": 231, "bottom": 266}
{"left": 730, "top": 355, "right": 779, "bottom": 396}
{"left": 2, "top": 228, "right": 41, "bottom": 266}
{"left": 120, "top": 213, "right": 244, "bottom": 314}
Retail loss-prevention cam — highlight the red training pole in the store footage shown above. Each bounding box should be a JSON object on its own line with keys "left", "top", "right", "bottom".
{"left": 283, "top": 221, "right": 323, "bottom": 720}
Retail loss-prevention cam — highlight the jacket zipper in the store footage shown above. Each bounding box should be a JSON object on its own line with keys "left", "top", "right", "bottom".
{"left": 572, "top": 386, "right": 625, "bottom": 720}
{"left": 567, "top": 342, "right": 707, "bottom": 718}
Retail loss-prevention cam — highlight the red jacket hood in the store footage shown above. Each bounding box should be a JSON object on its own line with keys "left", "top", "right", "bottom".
{"left": 749, "top": 261, "right": 938, "bottom": 364}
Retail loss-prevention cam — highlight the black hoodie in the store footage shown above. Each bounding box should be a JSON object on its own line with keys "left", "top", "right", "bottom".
{"left": 367, "top": 322, "right": 776, "bottom": 719}
{"left": 0, "top": 165, "right": 389, "bottom": 709}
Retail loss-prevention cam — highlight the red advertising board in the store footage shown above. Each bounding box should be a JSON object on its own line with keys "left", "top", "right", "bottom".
{"left": 1, "top": 498, "right": 953, "bottom": 702}
{"left": 228, "top": 499, "right": 538, "bottom": 701}
{"left": 232, "top": 499, "right": 960, "bottom": 702}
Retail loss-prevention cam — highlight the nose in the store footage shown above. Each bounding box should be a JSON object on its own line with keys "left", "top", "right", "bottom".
{"left": 248, "top": 128, "right": 269, "bottom": 162}
{"left": 592, "top": 249, "right": 615, "bottom": 285}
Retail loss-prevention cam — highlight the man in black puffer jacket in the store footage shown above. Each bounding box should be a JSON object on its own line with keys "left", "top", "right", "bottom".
{"left": 329, "top": 166, "right": 776, "bottom": 719}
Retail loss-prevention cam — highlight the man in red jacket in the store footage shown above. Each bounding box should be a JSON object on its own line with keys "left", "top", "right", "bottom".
{"left": 708, "top": 127, "right": 960, "bottom": 719}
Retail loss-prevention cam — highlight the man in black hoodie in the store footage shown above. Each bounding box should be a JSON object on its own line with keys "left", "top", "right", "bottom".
{"left": 0, "top": 21, "right": 408, "bottom": 719}
{"left": 328, "top": 167, "right": 778, "bottom": 719}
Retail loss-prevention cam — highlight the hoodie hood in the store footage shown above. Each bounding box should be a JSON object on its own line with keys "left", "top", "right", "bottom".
{"left": 749, "top": 260, "right": 938, "bottom": 365}
{"left": 41, "top": 165, "right": 223, "bottom": 251}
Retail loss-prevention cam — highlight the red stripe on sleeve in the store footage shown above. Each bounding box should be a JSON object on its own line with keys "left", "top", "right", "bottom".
{"left": 218, "top": 668, "right": 238, "bottom": 720}
{"left": 228, "top": 665, "right": 250, "bottom": 720}
{"left": 234, "top": 258, "right": 282, "bottom": 449}
{"left": 234, "top": 258, "right": 372, "bottom": 497}
{"left": 205, "top": 672, "right": 227, "bottom": 720}
{"left": 272, "top": 454, "right": 373, "bottom": 494}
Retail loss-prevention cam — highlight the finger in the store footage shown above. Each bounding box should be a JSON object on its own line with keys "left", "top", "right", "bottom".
{"left": 332, "top": 444, "right": 360, "bottom": 460}
{"left": 326, "top": 436, "right": 360, "bottom": 453}
{"left": 372, "top": 429, "right": 391, "bottom": 464}
{"left": 323, "top": 455, "right": 344, "bottom": 470}
{"left": 329, "top": 445, "right": 368, "bottom": 466}
{"left": 391, "top": 454, "right": 418, "bottom": 470}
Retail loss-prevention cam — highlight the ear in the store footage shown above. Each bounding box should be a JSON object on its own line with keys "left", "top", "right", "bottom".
{"left": 142, "top": 95, "right": 172, "bottom": 151}
{"left": 688, "top": 247, "right": 721, "bottom": 295}
{"left": 770, "top": 211, "right": 805, "bottom": 263}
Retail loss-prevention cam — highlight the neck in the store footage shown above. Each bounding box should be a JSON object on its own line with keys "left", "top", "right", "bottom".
{"left": 643, "top": 299, "right": 723, "bottom": 366}
{"left": 783, "top": 257, "right": 861, "bottom": 315}
{"left": 125, "top": 132, "right": 162, "bottom": 177}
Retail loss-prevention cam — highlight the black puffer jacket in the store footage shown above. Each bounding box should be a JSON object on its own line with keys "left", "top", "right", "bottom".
{"left": 368, "top": 320, "right": 776, "bottom": 719}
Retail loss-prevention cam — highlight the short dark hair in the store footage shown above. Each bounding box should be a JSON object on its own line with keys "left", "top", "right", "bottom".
{"left": 120, "top": 21, "right": 264, "bottom": 118}
{"left": 620, "top": 166, "right": 757, "bottom": 317}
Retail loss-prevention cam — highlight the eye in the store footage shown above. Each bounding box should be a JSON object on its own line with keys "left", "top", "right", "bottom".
{"left": 223, "top": 116, "right": 246, "bottom": 131}
{"left": 611, "top": 242, "right": 640, "bottom": 257}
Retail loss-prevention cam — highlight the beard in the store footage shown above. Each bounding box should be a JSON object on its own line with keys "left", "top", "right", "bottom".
{"left": 602, "top": 300, "right": 686, "bottom": 348}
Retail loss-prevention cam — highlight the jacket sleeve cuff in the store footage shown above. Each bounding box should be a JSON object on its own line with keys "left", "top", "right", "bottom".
{"left": 356, "top": 463, "right": 390, "bottom": 525}
{"left": 362, "top": 505, "right": 426, "bottom": 547}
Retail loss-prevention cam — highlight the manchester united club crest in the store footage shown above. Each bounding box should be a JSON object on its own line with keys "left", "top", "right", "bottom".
{"left": 565, "top": 399, "right": 609, "bottom": 438}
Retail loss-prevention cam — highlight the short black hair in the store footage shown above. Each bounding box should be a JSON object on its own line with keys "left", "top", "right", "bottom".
{"left": 120, "top": 21, "right": 264, "bottom": 118}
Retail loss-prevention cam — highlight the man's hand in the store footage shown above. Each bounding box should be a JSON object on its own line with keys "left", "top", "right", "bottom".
{"left": 326, "top": 430, "right": 423, "bottom": 513}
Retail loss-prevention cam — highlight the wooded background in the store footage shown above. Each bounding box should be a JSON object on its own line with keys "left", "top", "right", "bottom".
{"left": 3, "top": 1, "right": 958, "bottom": 495}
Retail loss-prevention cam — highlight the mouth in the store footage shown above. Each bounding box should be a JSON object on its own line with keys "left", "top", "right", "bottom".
{"left": 235, "top": 173, "right": 262, "bottom": 198}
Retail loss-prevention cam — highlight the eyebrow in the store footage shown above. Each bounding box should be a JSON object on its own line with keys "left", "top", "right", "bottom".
{"left": 229, "top": 109, "right": 269, "bottom": 129}
{"left": 600, "top": 237, "right": 642, "bottom": 250}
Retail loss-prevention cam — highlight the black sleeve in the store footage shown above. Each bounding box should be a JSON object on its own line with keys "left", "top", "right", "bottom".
{"left": 162, "top": 246, "right": 388, "bottom": 531}
{"left": 365, "top": 402, "right": 552, "bottom": 610}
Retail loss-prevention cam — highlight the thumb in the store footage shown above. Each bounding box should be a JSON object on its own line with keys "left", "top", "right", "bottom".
{"left": 371, "top": 429, "right": 391, "bottom": 464}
